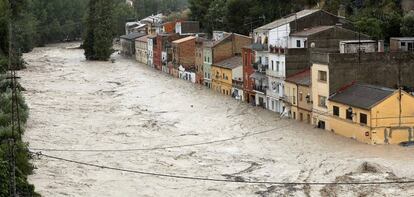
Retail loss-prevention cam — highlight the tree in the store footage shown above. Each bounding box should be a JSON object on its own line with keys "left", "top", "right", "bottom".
{"left": 84, "top": 0, "right": 115, "bottom": 61}
{"left": 355, "top": 17, "right": 383, "bottom": 40}
{"left": 205, "top": 0, "right": 227, "bottom": 33}
{"left": 84, "top": 0, "right": 97, "bottom": 60}
{"left": 401, "top": 12, "right": 414, "bottom": 36}
{"left": 93, "top": 0, "right": 115, "bottom": 60}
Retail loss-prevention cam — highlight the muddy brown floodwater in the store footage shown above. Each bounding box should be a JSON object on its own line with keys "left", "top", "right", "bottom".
{"left": 20, "top": 43, "right": 414, "bottom": 197}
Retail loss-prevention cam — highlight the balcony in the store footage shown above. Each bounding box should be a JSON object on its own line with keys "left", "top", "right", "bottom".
{"left": 253, "top": 62, "right": 268, "bottom": 73}
{"left": 269, "top": 45, "right": 286, "bottom": 54}
{"left": 253, "top": 85, "right": 267, "bottom": 93}
{"left": 251, "top": 42, "right": 268, "bottom": 52}
{"left": 232, "top": 79, "right": 243, "bottom": 89}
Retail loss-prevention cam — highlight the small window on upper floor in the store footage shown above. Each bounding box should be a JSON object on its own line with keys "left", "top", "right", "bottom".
{"left": 401, "top": 42, "right": 406, "bottom": 47}
{"left": 318, "top": 96, "right": 327, "bottom": 108}
{"left": 318, "top": 71, "right": 327, "bottom": 82}
{"left": 346, "top": 109, "right": 353, "bottom": 120}
{"left": 333, "top": 106, "right": 339, "bottom": 116}
{"left": 296, "top": 40, "right": 301, "bottom": 48}
{"left": 360, "top": 113, "right": 367, "bottom": 125}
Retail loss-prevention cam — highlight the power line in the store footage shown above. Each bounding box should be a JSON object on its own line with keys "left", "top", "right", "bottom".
{"left": 30, "top": 122, "right": 292, "bottom": 152}
{"left": 35, "top": 152, "right": 414, "bottom": 186}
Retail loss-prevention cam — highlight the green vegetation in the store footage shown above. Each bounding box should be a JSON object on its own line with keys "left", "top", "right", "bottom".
{"left": 188, "top": 0, "right": 413, "bottom": 40}
{"left": 132, "top": 0, "right": 188, "bottom": 20}
{"left": 84, "top": 0, "right": 115, "bottom": 61}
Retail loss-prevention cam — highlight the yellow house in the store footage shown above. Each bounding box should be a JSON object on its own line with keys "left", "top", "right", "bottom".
{"left": 211, "top": 56, "right": 243, "bottom": 96}
{"left": 284, "top": 69, "right": 312, "bottom": 124}
{"left": 328, "top": 83, "right": 414, "bottom": 144}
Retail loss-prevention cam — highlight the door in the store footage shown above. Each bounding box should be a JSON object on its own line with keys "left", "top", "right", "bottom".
{"left": 318, "top": 121, "right": 325, "bottom": 129}
{"left": 408, "top": 42, "right": 413, "bottom": 52}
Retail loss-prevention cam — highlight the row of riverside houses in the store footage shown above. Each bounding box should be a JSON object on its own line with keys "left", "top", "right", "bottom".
{"left": 120, "top": 9, "right": 414, "bottom": 145}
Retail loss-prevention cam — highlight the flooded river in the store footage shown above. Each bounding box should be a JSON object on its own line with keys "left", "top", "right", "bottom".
{"left": 20, "top": 43, "right": 414, "bottom": 196}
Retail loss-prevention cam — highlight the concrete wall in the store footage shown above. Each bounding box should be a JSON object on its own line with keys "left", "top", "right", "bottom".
{"left": 328, "top": 101, "right": 372, "bottom": 144}
{"left": 328, "top": 91, "right": 414, "bottom": 144}
{"left": 289, "top": 10, "right": 339, "bottom": 33}
{"left": 285, "top": 48, "right": 309, "bottom": 76}
{"left": 135, "top": 40, "right": 148, "bottom": 64}
{"left": 311, "top": 63, "right": 330, "bottom": 128}
{"left": 233, "top": 35, "right": 252, "bottom": 55}
{"left": 311, "top": 52, "right": 414, "bottom": 94}
{"left": 308, "top": 27, "right": 370, "bottom": 50}
{"left": 213, "top": 40, "right": 233, "bottom": 63}
{"left": 298, "top": 85, "right": 312, "bottom": 112}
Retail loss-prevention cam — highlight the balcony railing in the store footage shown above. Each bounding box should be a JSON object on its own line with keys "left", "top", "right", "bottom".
{"left": 253, "top": 85, "right": 267, "bottom": 93}
{"left": 269, "top": 45, "right": 287, "bottom": 54}
{"left": 232, "top": 80, "right": 243, "bottom": 89}
{"left": 253, "top": 62, "right": 268, "bottom": 73}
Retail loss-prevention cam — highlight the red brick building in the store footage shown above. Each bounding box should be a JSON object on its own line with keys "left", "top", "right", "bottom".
{"left": 172, "top": 36, "right": 196, "bottom": 69}
{"left": 242, "top": 45, "right": 256, "bottom": 105}
{"left": 154, "top": 33, "right": 181, "bottom": 71}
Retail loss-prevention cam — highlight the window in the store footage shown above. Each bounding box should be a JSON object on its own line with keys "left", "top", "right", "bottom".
{"left": 276, "top": 61, "right": 280, "bottom": 72}
{"left": 299, "top": 92, "right": 303, "bottom": 101}
{"left": 318, "top": 96, "right": 327, "bottom": 108}
{"left": 333, "top": 106, "right": 339, "bottom": 116}
{"left": 293, "top": 112, "right": 296, "bottom": 119}
{"left": 271, "top": 61, "right": 274, "bottom": 70}
{"left": 346, "top": 109, "right": 353, "bottom": 120}
{"left": 360, "top": 113, "right": 367, "bottom": 125}
{"left": 401, "top": 42, "right": 406, "bottom": 47}
{"left": 318, "top": 71, "right": 327, "bottom": 82}
{"left": 292, "top": 88, "right": 296, "bottom": 105}
{"left": 204, "top": 56, "right": 206, "bottom": 62}
{"left": 296, "top": 40, "right": 301, "bottom": 48}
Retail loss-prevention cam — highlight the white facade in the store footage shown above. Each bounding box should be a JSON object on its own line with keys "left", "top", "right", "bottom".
{"left": 266, "top": 53, "right": 286, "bottom": 113}
{"left": 268, "top": 24, "right": 290, "bottom": 48}
{"left": 289, "top": 36, "right": 307, "bottom": 48}
{"left": 178, "top": 65, "right": 196, "bottom": 83}
{"left": 265, "top": 23, "right": 292, "bottom": 113}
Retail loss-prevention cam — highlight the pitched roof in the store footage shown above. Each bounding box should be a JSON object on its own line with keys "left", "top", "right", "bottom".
{"left": 329, "top": 83, "right": 396, "bottom": 110}
{"left": 255, "top": 9, "right": 321, "bottom": 31}
{"left": 285, "top": 69, "right": 311, "bottom": 86}
{"left": 204, "top": 33, "right": 233, "bottom": 48}
{"left": 290, "top": 26, "right": 333, "bottom": 37}
{"left": 120, "top": 32, "right": 146, "bottom": 40}
{"left": 172, "top": 36, "right": 196, "bottom": 44}
{"left": 214, "top": 56, "right": 242, "bottom": 69}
